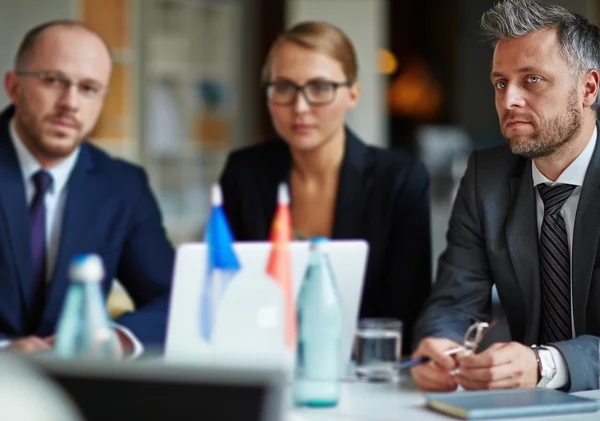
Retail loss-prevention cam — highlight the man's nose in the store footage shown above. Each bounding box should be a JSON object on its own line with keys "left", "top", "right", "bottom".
{"left": 500, "top": 84, "right": 526, "bottom": 110}
{"left": 57, "top": 83, "right": 80, "bottom": 110}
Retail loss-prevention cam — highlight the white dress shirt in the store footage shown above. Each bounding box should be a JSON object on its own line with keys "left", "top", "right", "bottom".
{"left": 531, "top": 126, "right": 597, "bottom": 389}
{"left": 1, "top": 119, "right": 142, "bottom": 357}
{"left": 10, "top": 120, "right": 79, "bottom": 281}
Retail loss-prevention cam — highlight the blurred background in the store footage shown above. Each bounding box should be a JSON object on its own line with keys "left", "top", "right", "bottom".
{"left": 0, "top": 0, "right": 596, "bottom": 273}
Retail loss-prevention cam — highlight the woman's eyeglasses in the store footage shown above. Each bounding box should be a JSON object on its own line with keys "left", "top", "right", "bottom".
{"left": 265, "top": 80, "right": 353, "bottom": 106}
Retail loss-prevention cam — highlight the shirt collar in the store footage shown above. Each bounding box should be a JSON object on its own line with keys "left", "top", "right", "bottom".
{"left": 9, "top": 118, "right": 80, "bottom": 194}
{"left": 532, "top": 125, "right": 597, "bottom": 187}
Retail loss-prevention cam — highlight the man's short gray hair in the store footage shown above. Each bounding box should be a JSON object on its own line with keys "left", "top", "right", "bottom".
{"left": 481, "top": 0, "right": 600, "bottom": 110}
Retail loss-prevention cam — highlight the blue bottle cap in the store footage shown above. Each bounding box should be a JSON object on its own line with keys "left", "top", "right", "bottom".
{"left": 311, "top": 236, "right": 329, "bottom": 244}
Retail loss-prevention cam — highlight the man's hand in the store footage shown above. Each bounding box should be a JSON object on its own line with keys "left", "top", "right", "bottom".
{"left": 5, "top": 336, "right": 53, "bottom": 354}
{"left": 411, "top": 337, "right": 462, "bottom": 391}
{"left": 455, "top": 342, "right": 538, "bottom": 390}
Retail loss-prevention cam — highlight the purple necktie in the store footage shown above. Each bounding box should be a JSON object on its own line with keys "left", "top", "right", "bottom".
{"left": 30, "top": 170, "right": 52, "bottom": 328}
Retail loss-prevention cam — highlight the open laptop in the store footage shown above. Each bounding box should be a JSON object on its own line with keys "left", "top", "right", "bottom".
{"left": 34, "top": 357, "right": 286, "bottom": 421}
{"left": 165, "top": 240, "right": 369, "bottom": 374}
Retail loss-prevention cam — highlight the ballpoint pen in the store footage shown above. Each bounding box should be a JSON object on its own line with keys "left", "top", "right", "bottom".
{"left": 395, "top": 321, "right": 493, "bottom": 371}
{"left": 395, "top": 346, "right": 463, "bottom": 370}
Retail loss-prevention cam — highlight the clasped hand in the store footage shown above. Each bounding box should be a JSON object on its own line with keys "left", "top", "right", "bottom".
{"left": 411, "top": 338, "right": 539, "bottom": 391}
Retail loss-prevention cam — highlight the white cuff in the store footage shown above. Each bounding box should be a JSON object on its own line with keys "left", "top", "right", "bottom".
{"left": 112, "top": 324, "right": 144, "bottom": 359}
{"left": 545, "top": 346, "right": 568, "bottom": 389}
{"left": 0, "top": 340, "right": 11, "bottom": 349}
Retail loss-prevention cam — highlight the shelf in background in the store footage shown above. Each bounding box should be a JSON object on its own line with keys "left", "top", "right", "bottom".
{"left": 81, "top": 0, "right": 131, "bottom": 51}
{"left": 89, "top": 62, "right": 132, "bottom": 141}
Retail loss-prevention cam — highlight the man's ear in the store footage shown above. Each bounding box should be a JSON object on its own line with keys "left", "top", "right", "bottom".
{"left": 4, "top": 71, "right": 20, "bottom": 104}
{"left": 582, "top": 69, "right": 599, "bottom": 109}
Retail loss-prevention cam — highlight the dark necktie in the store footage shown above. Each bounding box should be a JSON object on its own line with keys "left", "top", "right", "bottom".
{"left": 30, "top": 170, "right": 52, "bottom": 328}
{"left": 537, "top": 183, "right": 576, "bottom": 343}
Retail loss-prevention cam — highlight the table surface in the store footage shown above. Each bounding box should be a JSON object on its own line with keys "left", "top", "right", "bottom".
{"left": 288, "top": 378, "right": 600, "bottom": 421}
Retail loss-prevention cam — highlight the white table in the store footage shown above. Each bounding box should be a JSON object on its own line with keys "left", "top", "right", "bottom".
{"left": 289, "top": 378, "right": 600, "bottom": 421}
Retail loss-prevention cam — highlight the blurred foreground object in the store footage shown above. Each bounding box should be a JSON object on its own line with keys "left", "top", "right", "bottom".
{"left": 0, "top": 354, "right": 82, "bottom": 420}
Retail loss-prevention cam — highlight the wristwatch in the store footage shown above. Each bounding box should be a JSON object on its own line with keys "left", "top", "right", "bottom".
{"left": 531, "top": 345, "right": 557, "bottom": 388}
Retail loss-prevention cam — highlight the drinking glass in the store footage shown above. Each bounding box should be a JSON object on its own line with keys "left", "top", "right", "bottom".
{"left": 354, "top": 318, "right": 402, "bottom": 382}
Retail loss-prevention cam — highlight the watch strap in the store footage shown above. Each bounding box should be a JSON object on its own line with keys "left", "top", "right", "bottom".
{"left": 531, "top": 345, "right": 555, "bottom": 388}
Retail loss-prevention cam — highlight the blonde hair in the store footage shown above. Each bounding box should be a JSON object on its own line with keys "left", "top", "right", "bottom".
{"left": 261, "top": 21, "right": 358, "bottom": 84}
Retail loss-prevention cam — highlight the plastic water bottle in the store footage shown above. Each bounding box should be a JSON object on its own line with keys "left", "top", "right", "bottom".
{"left": 293, "top": 237, "right": 343, "bottom": 407}
{"left": 54, "top": 254, "right": 120, "bottom": 360}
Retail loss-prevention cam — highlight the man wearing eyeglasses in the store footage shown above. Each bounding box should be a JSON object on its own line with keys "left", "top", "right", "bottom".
{"left": 0, "top": 21, "right": 174, "bottom": 357}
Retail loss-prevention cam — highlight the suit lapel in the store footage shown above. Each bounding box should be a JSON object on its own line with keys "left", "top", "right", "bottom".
{"left": 571, "top": 125, "right": 600, "bottom": 335}
{"left": 506, "top": 160, "right": 541, "bottom": 344}
{"left": 39, "top": 144, "right": 112, "bottom": 334}
{"left": 265, "top": 129, "right": 372, "bottom": 240}
{"left": 0, "top": 107, "right": 34, "bottom": 316}
{"left": 332, "top": 129, "right": 373, "bottom": 239}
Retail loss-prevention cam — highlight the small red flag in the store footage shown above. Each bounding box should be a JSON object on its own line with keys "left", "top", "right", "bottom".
{"left": 265, "top": 183, "right": 296, "bottom": 349}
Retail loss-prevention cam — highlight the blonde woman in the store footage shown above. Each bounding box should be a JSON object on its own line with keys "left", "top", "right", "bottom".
{"left": 219, "top": 21, "right": 431, "bottom": 355}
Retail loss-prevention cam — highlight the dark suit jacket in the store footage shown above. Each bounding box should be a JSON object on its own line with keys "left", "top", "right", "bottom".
{"left": 0, "top": 106, "right": 174, "bottom": 349}
{"left": 414, "top": 126, "right": 600, "bottom": 392}
{"left": 219, "top": 128, "right": 432, "bottom": 355}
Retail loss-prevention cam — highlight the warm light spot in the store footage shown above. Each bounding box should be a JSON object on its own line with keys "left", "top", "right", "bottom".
{"left": 387, "top": 58, "right": 442, "bottom": 120}
{"left": 378, "top": 49, "right": 398, "bottom": 75}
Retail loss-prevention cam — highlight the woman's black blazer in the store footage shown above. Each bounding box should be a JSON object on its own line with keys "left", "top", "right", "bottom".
{"left": 219, "top": 128, "right": 432, "bottom": 354}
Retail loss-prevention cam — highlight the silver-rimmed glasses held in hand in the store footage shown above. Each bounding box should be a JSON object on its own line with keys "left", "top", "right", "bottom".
{"left": 463, "top": 321, "right": 492, "bottom": 355}
{"left": 395, "top": 320, "right": 494, "bottom": 371}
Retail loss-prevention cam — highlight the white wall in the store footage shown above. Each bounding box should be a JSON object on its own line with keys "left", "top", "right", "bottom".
{"left": 286, "top": 0, "right": 388, "bottom": 148}
{"left": 0, "top": 0, "right": 76, "bottom": 108}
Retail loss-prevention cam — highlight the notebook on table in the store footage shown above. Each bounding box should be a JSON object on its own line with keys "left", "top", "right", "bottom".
{"left": 425, "top": 388, "right": 600, "bottom": 419}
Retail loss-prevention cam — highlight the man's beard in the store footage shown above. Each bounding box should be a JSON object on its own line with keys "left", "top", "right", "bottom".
{"left": 505, "top": 90, "right": 581, "bottom": 159}
{"left": 16, "top": 101, "right": 84, "bottom": 160}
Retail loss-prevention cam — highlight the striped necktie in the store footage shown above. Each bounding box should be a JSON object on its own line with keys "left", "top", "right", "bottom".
{"left": 537, "top": 183, "right": 576, "bottom": 343}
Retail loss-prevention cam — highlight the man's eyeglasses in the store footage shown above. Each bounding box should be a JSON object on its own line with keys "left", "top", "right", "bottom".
{"left": 395, "top": 320, "right": 494, "bottom": 371}
{"left": 16, "top": 71, "right": 109, "bottom": 99}
{"left": 265, "top": 80, "right": 353, "bottom": 106}
{"left": 463, "top": 321, "right": 492, "bottom": 355}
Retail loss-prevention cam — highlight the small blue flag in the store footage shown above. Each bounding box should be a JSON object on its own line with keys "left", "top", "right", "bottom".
{"left": 200, "top": 185, "right": 241, "bottom": 342}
